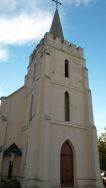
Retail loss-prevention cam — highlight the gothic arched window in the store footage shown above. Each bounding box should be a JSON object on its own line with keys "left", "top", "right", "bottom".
{"left": 29, "top": 95, "right": 34, "bottom": 121}
{"left": 65, "top": 91, "right": 70, "bottom": 121}
{"left": 65, "top": 60, "right": 69, "bottom": 78}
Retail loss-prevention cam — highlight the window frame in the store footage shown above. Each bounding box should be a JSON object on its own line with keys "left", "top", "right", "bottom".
{"left": 65, "top": 91, "right": 70, "bottom": 121}
{"left": 65, "top": 59, "right": 69, "bottom": 78}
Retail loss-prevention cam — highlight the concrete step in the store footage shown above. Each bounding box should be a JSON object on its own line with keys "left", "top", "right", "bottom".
{"left": 0, "top": 180, "right": 21, "bottom": 188}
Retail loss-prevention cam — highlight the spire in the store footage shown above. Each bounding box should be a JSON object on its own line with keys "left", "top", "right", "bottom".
{"left": 50, "top": 8, "right": 64, "bottom": 40}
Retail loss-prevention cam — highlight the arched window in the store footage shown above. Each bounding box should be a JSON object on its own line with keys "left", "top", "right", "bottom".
{"left": 65, "top": 92, "right": 70, "bottom": 121}
{"left": 29, "top": 95, "right": 34, "bottom": 121}
{"left": 65, "top": 60, "right": 69, "bottom": 78}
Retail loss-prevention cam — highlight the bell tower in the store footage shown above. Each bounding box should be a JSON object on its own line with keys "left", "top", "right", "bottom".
{"left": 22, "top": 6, "right": 103, "bottom": 188}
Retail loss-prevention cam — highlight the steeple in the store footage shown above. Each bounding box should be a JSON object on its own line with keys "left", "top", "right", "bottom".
{"left": 50, "top": 8, "right": 64, "bottom": 40}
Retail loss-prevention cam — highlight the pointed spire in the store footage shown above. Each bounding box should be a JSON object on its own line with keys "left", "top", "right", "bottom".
{"left": 50, "top": 8, "right": 64, "bottom": 40}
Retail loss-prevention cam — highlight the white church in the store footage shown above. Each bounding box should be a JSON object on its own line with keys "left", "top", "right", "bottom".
{"left": 0, "top": 4, "right": 103, "bottom": 188}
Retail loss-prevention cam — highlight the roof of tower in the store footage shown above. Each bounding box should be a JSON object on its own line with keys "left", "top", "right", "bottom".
{"left": 49, "top": 8, "right": 64, "bottom": 40}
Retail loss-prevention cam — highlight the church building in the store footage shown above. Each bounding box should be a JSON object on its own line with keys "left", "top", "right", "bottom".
{"left": 0, "top": 4, "right": 103, "bottom": 188}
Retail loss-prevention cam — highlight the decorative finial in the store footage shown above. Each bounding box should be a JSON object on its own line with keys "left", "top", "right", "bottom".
{"left": 52, "top": 0, "right": 62, "bottom": 9}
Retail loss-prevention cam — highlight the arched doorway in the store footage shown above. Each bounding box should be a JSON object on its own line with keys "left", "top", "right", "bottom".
{"left": 60, "top": 141, "right": 74, "bottom": 187}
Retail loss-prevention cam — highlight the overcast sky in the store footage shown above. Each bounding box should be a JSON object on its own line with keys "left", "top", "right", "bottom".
{"left": 0, "top": 0, "right": 106, "bottom": 135}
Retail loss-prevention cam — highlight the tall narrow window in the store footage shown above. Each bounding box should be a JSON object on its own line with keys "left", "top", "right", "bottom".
{"left": 65, "top": 92, "right": 70, "bottom": 121}
{"left": 33, "top": 63, "right": 36, "bottom": 82}
{"left": 24, "top": 141, "right": 28, "bottom": 166}
{"left": 29, "top": 95, "right": 33, "bottom": 121}
{"left": 65, "top": 60, "right": 69, "bottom": 78}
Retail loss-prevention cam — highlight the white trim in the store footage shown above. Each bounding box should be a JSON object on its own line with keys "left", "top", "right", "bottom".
{"left": 51, "top": 120, "right": 87, "bottom": 130}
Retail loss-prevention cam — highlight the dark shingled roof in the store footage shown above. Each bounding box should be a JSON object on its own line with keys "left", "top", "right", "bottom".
{"left": 50, "top": 8, "right": 64, "bottom": 40}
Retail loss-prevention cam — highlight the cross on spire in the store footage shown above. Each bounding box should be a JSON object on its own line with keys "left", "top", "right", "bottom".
{"left": 52, "top": 0, "right": 62, "bottom": 9}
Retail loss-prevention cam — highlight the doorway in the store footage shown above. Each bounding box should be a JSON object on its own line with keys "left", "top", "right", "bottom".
{"left": 60, "top": 141, "right": 74, "bottom": 187}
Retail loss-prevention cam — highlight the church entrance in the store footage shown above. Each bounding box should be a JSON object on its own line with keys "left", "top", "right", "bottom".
{"left": 60, "top": 141, "right": 74, "bottom": 187}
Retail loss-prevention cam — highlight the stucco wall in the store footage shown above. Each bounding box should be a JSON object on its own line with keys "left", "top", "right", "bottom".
{"left": 0, "top": 86, "right": 26, "bottom": 177}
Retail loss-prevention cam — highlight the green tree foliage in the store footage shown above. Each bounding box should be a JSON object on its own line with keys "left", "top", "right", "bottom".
{"left": 98, "top": 128, "right": 106, "bottom": 170}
